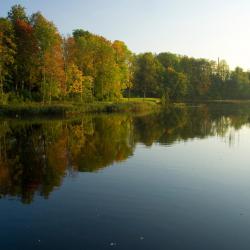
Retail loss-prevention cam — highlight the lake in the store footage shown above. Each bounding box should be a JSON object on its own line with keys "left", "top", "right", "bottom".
{"left": 1, "top": 103, "right": 250, "bottom": 250}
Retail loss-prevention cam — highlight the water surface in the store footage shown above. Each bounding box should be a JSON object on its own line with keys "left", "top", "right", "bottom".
{"left": 1, "top": 104, "right": 250, "bottom": 249}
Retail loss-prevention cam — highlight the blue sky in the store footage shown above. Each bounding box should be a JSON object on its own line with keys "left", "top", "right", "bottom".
{"left": 1, "top": 0, "right": 250, "bottom": 69}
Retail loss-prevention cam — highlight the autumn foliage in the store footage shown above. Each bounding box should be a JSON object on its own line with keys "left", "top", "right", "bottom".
{"left": 1, "top": 4, "right": 250, "bottom": 105}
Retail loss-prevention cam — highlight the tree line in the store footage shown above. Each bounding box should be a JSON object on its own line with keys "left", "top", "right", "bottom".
{"left": 1, "top": 5, "right": 250, "bottom": 104}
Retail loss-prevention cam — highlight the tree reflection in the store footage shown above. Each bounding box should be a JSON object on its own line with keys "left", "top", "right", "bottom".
{"left": 0, "top": 103, "right": 250, "bottom": 203}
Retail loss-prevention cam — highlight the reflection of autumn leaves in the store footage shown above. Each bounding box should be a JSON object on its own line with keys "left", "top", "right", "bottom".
{"left": 68, "top": 116, "right": 134, "bottom": 172}
{"left": 68, "top": 119, "right": 95, "bottom": 169}
{"left": 47, "top": 132, "right": 68, "bottom": 174}
{"left": 0, "top": 161, "right": 10, "bottom": 192}
{"left": 115, "top": 144, "right": 130, "bottom": 162}
{"left": 0, "top": 104, "right": 250, "bottom": 203}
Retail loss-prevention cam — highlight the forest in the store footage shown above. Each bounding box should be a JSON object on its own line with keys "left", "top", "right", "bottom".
{"left": 1, "top": 5, "right": 250, "bottom": 105}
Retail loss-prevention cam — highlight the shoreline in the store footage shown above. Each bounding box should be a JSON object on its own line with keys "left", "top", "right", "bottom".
{"left": 1, "top": 99, "right": 250, "bottom": 118}
{"left": 0, "top": 99, "right": 161, "bottom": 118}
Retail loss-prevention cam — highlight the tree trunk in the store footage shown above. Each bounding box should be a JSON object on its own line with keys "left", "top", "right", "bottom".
{"left": 0, "top": 68, "right": 3, "bottom": 103}
{"left": 49, "top": 77, "right": 52, "bottom": 105}
{"left": 42, "top": 66, "right": 46, "bottom": 105}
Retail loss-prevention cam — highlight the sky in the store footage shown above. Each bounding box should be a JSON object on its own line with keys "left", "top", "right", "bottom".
{"left": 1, "top": 0, "right": 250, "bottom": 69}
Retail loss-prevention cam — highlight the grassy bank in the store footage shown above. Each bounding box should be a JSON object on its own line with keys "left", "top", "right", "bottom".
{"left": 0, "top": 98, "right": 161, "bottom": 118}
{"left": 183, "top": 99, "right": 250, "bottom": 104}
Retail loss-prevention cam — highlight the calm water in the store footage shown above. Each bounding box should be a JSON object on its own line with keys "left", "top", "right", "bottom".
{"left": 1, "top": 104, "right": 250, "bottom": 249}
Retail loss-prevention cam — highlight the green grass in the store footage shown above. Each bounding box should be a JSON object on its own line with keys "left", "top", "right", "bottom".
{"left": 67, "top": 100, "right": 160, "bottom": 115}
{"left": 0, "top": 99, "right": 161, "bottom": 118}
{"left": 0, "top": 103, "right": 70, "bottom": 117}
{"left": 5, "top": 98, "right": 250, "bottom": 118}
{"left": 121, "top": 97, "right": 160, "bottom": 104}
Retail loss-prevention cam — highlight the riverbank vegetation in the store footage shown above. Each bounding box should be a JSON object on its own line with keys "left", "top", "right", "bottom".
{"left": 1, "top": 5, "right": 250, "bottom": 112}
{"left": 0, "top": 99, "right": 159, "bottom": 117}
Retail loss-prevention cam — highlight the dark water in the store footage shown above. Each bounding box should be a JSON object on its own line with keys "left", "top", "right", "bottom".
{"left": 1, "top": 104, "right": 250, "bottom": 250}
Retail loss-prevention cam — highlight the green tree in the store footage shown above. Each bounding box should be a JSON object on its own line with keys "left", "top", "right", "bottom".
{"left": 228, "top": 67, "right": 250, "bottom": 99}
{"left": 157, "top": 52, "right": 181, "bottom": 71}
{"left": 180, "top": 57, "right": 213, "bottom": 98}
{"left": 69, "top": 30, "right": 123, "bottom": 100}
{"left": 113, "top": 40, "right": 133, "bottom": 96}
{"left": 162, "top": 67, "right": 188, "bottom": 101}
{"left": 31, "top": 12, "right": 65, "bottom": 102}
{"left": 134, "top": 53, "right": 163, "bottom": 98}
